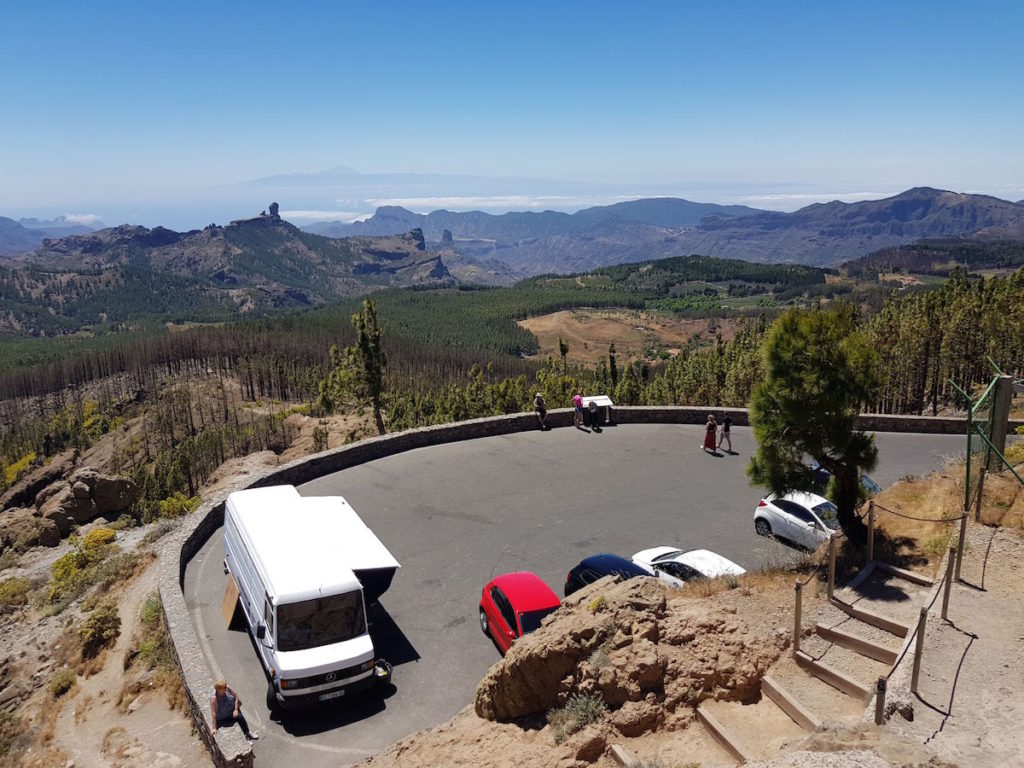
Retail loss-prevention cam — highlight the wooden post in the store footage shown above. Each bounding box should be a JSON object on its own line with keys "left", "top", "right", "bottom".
{"left": 955, "top": 512, "right": 968, "bottom": 582}
{"left": 827, "top": 535, "right": 837, "bottom": 600}
{"left": 867, "top": 500, "right": 875, "bottom": 563}
{"left": 941, "top": 547, "right": 955, "bottom": 620}
{"left": 910, "top": 607, "right": 927, "bottom": 694}
{"left": 874, "top": 676, "right": 887, "bottom": 725}
{"left": 793, "top": 580, "right": 803, "bottom": 656}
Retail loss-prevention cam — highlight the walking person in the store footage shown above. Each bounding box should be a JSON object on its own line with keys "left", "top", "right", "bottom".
{"left": 534, "top": 392, "right": 548, "bottom": 430}
{"left": 210, "top": 678, "right": 258, "bottom": 742}
{"left": 718, "top": 413, "right": 733, "bottom": 453}
{"left": 702, "top": 414, "right": 718, "bottom": 453}
{"left": 572, "top": 390, "right": 584, "bottom": 429}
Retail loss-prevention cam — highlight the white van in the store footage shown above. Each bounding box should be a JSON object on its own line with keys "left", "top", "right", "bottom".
{"left": 223, "top": 485, "right": 400, "bottom": 710}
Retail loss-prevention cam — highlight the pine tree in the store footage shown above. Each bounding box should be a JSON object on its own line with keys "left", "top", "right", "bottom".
{"left": 747, "top": 306, "right": 881, "bottom": 541}
{"left": 319, "top": 299, "right": 388, "bottom": 434}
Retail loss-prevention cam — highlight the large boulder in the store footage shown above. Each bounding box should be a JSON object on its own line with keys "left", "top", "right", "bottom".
{"left": 0, "top": 507, "right": 60, "bottom": 552}
{"left": 33, "top": 467, "right": 139, "bottom": 536}
{"left": 0, "top": 449, "right": 77, "bottom": 511}
{"left": 474, "top": 575, "right": 785, "bottom": 737}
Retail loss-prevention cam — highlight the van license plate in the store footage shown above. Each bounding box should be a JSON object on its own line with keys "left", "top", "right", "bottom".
{"left": 319, "top": 690, "right": 345, "bottom": 702}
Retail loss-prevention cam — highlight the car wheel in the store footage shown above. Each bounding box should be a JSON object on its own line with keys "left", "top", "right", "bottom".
{"left": 755, "top": 518, "right": 772, "bottom": 537}
{"left": 479, "top": 607, "right": 489, "bottom": 635}
{"left": 266, "top": 680, "right": 278, "bottom": 713}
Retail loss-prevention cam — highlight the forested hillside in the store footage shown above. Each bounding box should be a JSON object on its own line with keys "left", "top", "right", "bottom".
{"left": 1, "top": 252, "right": 1021, "bottom": 513}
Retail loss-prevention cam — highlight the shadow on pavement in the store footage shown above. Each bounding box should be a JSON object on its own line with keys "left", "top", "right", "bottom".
{"left": 369, "top": 601, "right": 420, "bottom": 667}
{"left": 276, "top": 682, "right": 398, "bottom": 736}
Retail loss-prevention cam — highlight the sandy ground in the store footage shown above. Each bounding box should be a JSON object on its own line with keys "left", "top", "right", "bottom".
{"left": 519, "top": 309, "right": 742, "bottom": 366}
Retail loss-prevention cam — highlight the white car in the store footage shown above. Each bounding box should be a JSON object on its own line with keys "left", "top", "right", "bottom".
{"left": 631, "top": 547, "right": 746, "bottom": 587}
{"left": 754, "top": 491, "right": 840, "bottom": 550}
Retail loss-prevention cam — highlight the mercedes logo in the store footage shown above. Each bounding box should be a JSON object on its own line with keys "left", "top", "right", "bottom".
{"left": 325, "top": 672, "right": 336, "bottom": 682}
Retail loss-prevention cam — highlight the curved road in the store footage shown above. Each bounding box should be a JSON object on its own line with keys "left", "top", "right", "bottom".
{"left": 184, "top": 424, "right": 964, "bottom": 766}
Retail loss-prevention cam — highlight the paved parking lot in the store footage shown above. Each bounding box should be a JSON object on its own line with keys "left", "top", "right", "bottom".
{"left": 183, "top": 424, "right": 964, "bottom": 766}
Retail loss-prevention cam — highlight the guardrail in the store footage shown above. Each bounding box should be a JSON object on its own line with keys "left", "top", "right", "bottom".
{"left": 159, "top": 406, "right": 1008, "bottom": 766}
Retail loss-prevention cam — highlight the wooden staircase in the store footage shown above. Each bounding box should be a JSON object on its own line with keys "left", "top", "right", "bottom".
{"left": 685, "top": 561, "right": 933, "bottom": 765}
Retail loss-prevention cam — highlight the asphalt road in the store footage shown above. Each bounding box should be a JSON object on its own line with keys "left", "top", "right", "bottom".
{"left": 183, "top": 425, "right": 965, "bottom": 766}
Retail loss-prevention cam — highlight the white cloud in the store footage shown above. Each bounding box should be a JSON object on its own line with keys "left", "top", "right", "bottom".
{"left": 280, "top": 209, "right": 370, "bottom": 222}
{"left": 63, "top": 213, "right": 103, "bottom": 224}
{"left": 363, "top": 194, "right": 644, "bottom": 212}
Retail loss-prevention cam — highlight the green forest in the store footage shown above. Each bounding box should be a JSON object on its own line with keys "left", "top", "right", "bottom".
{"left": 1, "top": 251, "right": 1022, "bottom": 515}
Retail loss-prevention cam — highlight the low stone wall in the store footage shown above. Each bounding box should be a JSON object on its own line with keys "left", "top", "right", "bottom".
{"left": 159, "top": 405, "right": 1018, "bottom": 765}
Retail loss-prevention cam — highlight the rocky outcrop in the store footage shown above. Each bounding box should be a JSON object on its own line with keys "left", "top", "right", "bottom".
{"left": 0, "top": 506, "right": 60, "bottom": 552}
{"left": 35, "top": 467, "right": 139, "bottom": 537}
{"left": 474, "top": 576, "right": 784, "bottom": 734}
{"left": 0, "top": 449, "right": 77, "bottom": 511}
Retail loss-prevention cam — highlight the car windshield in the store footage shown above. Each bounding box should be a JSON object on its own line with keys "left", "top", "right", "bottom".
{"left": 276, "top": 591, "right": 366, "bottom": 652}
{"left": 861, "top": 474, "right": 882, "bottom": 494}
{"left": 813, "top": 501, "right": 840, "bottom": 530}
{"left": 519, "top": 606, "right": 559, "bottom": 635}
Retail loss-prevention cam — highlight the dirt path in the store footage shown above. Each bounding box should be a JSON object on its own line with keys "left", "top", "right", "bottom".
{"left": 883, "top": 524, "right": 1024, "bottom": 766}
{"left": 50, "top": 565, "right": 210, "bottom": 768}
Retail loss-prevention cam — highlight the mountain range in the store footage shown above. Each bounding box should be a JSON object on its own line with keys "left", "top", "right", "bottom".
{"left": 0, "top": 209, "right": 517, "bottom": 335}
{"left": 305, "top": 187, "right": 1024, "bottom": 273}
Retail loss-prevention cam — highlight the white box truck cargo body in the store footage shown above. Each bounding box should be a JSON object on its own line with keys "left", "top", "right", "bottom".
{"left": 223, "top": 485, "right": 400, "bottom": 709}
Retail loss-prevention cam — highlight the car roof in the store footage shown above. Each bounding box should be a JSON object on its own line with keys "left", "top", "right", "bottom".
{"left": 774, "top": 491, "right": 831, "bottom": 508}
{"left": 491, "top": 572, "right": 560, "bottom": 611}
{"left": 579, "top": 553, "right": 653, "bottom": 577}
{"left": 675, "top": 549, "right": 746, "bottom": 577}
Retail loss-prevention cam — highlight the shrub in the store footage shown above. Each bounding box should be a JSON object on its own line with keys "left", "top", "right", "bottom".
{"left": 0, "top": 711, "right": 20, "bottom": 758}
{"left": 107, "top": 514, "right": 138, "bottom": 531}
{"left": 3, "top": 451, "right": 36, "bottom": 487}
{"left": 78, "top": 600, "right": 121, "bottom": 658}
{"left": 49, "top": 668, "right": 77, "bottom": 698}
{"left": 0, "top": 550, "right": 18, "bottom": 572}
{"left": 722, "top": 574, "right": 740, "bottom": 590}
{"left": 141, "top": 520, "right": 178, "bottom": 547}
{"left": 47, "top": 529, "right": 139, "bottom": 608}
{"left": 140, "top": 593, "right": 162, "bottom": 627}
{"left": 81, "top": 528, "right": 117, "bottom": 559}
{"left": 587, "top": 644, "right": 611, "bottom": 671}
{"left": 548, "top": 693, "right": 607, "bottom": 744}
{"left": 0, "top": 577, "right": 32, "bottom": 607}
{"left": 157, "top": 493, "right": 200, "bottom": 520}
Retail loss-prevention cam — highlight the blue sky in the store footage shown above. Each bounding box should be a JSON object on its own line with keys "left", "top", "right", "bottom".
{"left": 2, "top": 0, "right": 1022, "bottom": 228}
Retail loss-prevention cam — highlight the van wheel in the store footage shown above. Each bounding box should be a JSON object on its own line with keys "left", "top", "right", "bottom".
{"left": 266, "top": 681, "right": 278, "bottom": 713}
{"left": 479, "top": 608, "right": 489, "bottom": 635}
{"left": 755, "top": 518, "right": 772, "bottom": 537}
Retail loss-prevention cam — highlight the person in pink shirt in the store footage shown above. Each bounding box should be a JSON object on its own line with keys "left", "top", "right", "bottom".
{"left": 572, "top": 390, "right": 584, "bottom": 429}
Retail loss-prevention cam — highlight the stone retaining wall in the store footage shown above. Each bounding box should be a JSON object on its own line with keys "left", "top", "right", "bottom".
{"left": 159, "top": 406, "right": 1020, "bottom": 765}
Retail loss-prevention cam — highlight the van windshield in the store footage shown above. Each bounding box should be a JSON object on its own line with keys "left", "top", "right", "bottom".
{"left": 276, "top": 591, "right": 366, "bottom": 652}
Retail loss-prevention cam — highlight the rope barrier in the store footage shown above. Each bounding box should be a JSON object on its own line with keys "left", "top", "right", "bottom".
{"left": 872, "top": 502, "right": 962, "bottom": 524}
{"left": 885, "top": 554, "right": 952, "bottom": 680}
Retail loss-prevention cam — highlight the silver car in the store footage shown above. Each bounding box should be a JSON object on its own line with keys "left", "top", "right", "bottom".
{"left": 754, "top": 491, "right": 840, "bottom": 550}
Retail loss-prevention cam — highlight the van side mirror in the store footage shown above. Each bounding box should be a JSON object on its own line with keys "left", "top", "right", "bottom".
{"left": 256, "top": 624, "right": 266, "bottom": 640}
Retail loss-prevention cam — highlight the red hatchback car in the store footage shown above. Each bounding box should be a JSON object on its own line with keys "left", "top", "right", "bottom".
{"left": 479, "top": 572, "right": 561, "bottom": 655}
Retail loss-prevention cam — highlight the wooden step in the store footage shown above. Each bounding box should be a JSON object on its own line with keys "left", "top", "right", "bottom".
{"left": 696, "top": 704, "right": 750, "bottom": 764}
{"left": 794, "top": 650, "right": 872, "bottom": 701}
{"left": 761, "top": 675, "right": 823, "bottom": 733}
{"left": 814, "top": 622, "right": 898, "bottom": 665}
{"left": 829, "top": 598, "right": 911, "bottom": 638}
{"left": 873, "top": 561, "right": 934, "bottom": 587}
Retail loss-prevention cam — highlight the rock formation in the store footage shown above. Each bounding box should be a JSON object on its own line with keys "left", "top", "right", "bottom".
{"left": 34, "top": 467, "right": 140, "bottom": 537}
{"left": 474, "top": 575, "right": 784, "bottom": 734}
